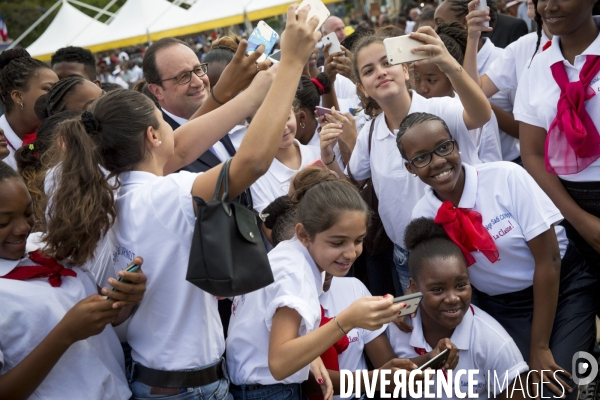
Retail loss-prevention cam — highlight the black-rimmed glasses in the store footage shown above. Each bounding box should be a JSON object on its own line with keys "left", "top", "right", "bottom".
{"left": 408, "top": 139, "right": 456, "bottom": 168}
{"left": 157, "top": 64, "right": 208, "bottom": 85}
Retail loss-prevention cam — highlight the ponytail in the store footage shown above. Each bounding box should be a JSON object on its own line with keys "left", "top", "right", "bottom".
{"left": 43, "top": 117, "right": 115, "bottom": 264}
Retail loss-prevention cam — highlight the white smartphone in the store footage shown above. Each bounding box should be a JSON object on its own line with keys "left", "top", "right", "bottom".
{"left": 393, "top": 291, "right": 423, "bottom": 317}
{"left": 322, "top": 32, "right": 342, "bottom": 55}
{"left": 383, "top": 36, "right": 430, "bottom": 65}
{"left": 477, "top": 0, "right": 489, "bottom": 28}
{"left": 296, "top": 0, "right": 331, "bottom": 31}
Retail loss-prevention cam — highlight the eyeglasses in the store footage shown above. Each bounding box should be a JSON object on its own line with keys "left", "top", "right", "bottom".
{"left": 157, "top": 64, "right": 208, "bottom": 85}
{"left": 408, "top": 139, "right": 456, "bottom": 168}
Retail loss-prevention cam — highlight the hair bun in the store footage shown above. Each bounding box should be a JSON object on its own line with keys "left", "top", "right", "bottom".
{"left": 81, "top": 111, "right": 100, "bottom": 134}
{"left": 0, "top": 48, "right": 31, "bottom": 70}
{"left": 290, "top": 167, "right": 339, "bottom": 204}
{"left": 210, "top": 36, "right": 240, "bottom": 53}
{"left": 404, "top": 217, "right": 449, "bottom": 251}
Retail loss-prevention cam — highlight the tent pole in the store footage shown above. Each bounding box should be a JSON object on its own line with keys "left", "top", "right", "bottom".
{"left": 91, "top": 0, "right": 120, "bottom": 20}
{"left": 67, "top": 0, "right": 116, "bottom": 17}
{"left": 6, "top": 0, "right": 62, "bottom": 51}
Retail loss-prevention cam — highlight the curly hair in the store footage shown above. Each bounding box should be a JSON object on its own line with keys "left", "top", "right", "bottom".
{"left": 51, "top": 46, "right": 97, "bottom": 81}
{"left": 34, "top": 76, "right": 86, "bottom": 121}
{"left": 0, "top": 48, "right": 52, "bottom": 114}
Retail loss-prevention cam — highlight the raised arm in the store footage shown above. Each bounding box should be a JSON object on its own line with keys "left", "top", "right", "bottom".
{"left": 409, "top": 27, "right": 491, "bottom": 130}
{"left": 190, "top": 4, "right": 322, "bottom": 200}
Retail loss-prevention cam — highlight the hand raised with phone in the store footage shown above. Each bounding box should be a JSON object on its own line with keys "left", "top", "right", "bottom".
{"left": 466, "top": 0, "right": 493, "bottom": 40}
{"left": 408, "top": 27, "right": 462, "bottom": 75}
{"left": 278, "top": 3, "right": 322, "bottom": 69}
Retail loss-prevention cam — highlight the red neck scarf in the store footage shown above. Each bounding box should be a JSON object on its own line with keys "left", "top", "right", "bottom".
{"left": 1, "top": 250, "right": 76, "bottom": 287}
{"left": 545, "top": 55, "right": 600, "bottom": 174}
{"left": 434, "top": 201, "right": 499, "bottom": 267}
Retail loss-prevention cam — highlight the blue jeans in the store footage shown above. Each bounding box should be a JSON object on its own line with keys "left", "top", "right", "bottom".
{"left": 130, "top": 359, "right": 233, "bottom": 400}
{"left": 230, "top": 383, "right": 301, "bottom": 400}
{"left": 393, "top": 244, "right": 411, "bottom": 295}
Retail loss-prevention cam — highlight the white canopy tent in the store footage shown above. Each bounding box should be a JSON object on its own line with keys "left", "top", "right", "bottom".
{"left": 81, "top": 0, "right": 188, "bottom": 52}
{"left": 26, "top": 0, "right": 109, "bottom": 60}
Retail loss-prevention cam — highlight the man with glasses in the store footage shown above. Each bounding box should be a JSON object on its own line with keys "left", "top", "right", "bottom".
{"left": 144, "top": 38, "right": 237, "bottom": 173}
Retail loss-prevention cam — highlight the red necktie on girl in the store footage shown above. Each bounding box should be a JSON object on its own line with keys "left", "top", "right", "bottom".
{"left": 434, "top": 201, "right": 499, "bottom": 267}
{"left": 1, "top": 250, "right": 77, "bottom": 287}
{"left": 545, "top": 55, "right": 600, "bottom": 174}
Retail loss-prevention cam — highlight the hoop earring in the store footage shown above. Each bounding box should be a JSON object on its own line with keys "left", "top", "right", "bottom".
{"left": 19, "top": 102, "right": 23, "bottom": 111}
{"left": 300, "top": 123, "right": 305, "bottom": 129}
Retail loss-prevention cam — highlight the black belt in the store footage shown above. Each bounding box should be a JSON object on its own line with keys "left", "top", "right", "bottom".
{"left": 132, "top": 359, "right": 223, "bottom": 388}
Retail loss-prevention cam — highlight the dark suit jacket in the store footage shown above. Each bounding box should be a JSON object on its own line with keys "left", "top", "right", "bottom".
{"left": 489, "top": 14, "right": 529, "bottom": 49}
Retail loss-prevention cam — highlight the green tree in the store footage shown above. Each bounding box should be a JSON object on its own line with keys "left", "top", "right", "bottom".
{"left": 0, "top": 0, "right": 127, "bottom": 48}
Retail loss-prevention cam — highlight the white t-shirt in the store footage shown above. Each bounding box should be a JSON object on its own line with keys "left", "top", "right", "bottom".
{"left": 112, "top": 170, "right": 224, "bottom": 370}
{"left": 478, "top": 38, "right": 521, "bottom": 161}
{"left": 320, "top": 277, "right": 387, "bottom": 400}
{"left": 0, "top": 242, "right": 130, "bottom": 400}
{"left": 226, "top": 238, "right": 324, "bottom": 385}
{"left": 387, "top": 305, "right": 528, "bottom": 400}
{"left": 228, "top": 123, "right": 248, "bottom": 151}
{"left": 0, "top": 114, "right": 21, "bottom": 170}
{"left": 486, "top": 30, "right": 551, "bottom": 93}
{"left": 251, "top": 140, "right": 321, "bottom": 212}
{"left": 514, "top": 20, "right": 600, "bottom": 182}
{"left": 348, "top": 90, "right": 482, "bottom": 247}
{"left": 411, "top": 162, "right": 568, "bottom": 295}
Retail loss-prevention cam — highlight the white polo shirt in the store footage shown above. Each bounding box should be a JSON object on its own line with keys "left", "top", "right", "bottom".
{"left": 348, "top": 90, "right": 482, "bottom": 247}
{"left": 226, "top": 237, "right": 324, "bottom": 385}
{"left": 412, "top": 162, "right": 568, "bottom": 295}
{"left": 251, "top": 140, "right": 321, "bottom": 212}
{"left": 0, "top": 242, "right": 130, "bottom": 400}
{"left": 0, "top": 114, "right": 21, "bottom": 170}
{"left": 514, "top": 20, "right": 600, "bottom": 182}
{"left": 320, "top": 277, "right": 387, "bottom": 400}
{"left": 387, "top": 306, "right": 528, "bottom": 400}
{"left": 486, "top": 30, "right": 551, "bottom": 93}
{"left": 228, "top": 123, "right": 248, "bottom": 151}
{"left": 112, "top": 170, "right": 225, "bottom": 370}
{"left": 478, "top": 38, "right": 521, "bottom": 162}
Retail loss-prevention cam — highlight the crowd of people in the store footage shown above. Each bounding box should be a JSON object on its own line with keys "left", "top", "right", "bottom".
{"left": 0, "top": 0, "right": 599, "bottom": 399}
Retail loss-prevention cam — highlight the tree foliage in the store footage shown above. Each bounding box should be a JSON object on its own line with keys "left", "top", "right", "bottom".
{"left": 0, "top": 0, "right": 127, "bottom": 48}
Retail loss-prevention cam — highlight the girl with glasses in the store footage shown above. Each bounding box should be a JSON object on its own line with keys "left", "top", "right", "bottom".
{"left": 397, "top": 112, "right": 597, "bottom": 400}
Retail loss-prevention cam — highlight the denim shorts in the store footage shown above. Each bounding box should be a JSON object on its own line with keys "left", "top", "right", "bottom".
{"left": 229, "top": 383, "right": 302, "bottom": 400}
{"left": 130, "top": 358, "right": 233, "bottom": 400}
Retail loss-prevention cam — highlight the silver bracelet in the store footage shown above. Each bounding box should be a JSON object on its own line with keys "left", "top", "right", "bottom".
{"left": 334, "top": 315, "right": 348, "bottom": 335}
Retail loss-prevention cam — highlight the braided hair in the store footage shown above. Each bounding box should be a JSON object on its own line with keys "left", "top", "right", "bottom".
{"left": 296, "top": 73, "right": 332, "bottom": 113}
{"left": 436, "top": 21, "right": 468, "bottom": 64}
{"left": 0, "top": 48, "right": 51, "bottom": 114}
{"left": 446, "top": 0, "right": 498, "bottom": 32}
{"left": 529, "top": 0, "right": 544, "bottom": 65}
{"left": 34, "top": 76, "right": 86, "bottom": 121}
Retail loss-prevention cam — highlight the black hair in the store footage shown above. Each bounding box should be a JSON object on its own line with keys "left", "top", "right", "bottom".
{"left": 0, "top": 48, "right": 52, "bottom": 114}
{"left": 50, "top": 46, "right": 97, "bottom": 81}
{"left": 397, "top": 112, "right": 452, "bottom": 159}
{"left": 436, "top": 21, "right": 468, "bottom": 64}
{"left": 263, "top": 196, "right": 296, "bottom": 247}
{"left": 296, "top": 73, "right": 332, "bottom": 113}
{"left": 418, "top": 9, "right": 436, "bottom": 25}
{"left": 446, "top": 0, "right": 498, "bottom": 31}
{"left": 404, "top": 217, "right": 466, "bottom": 281}
{"left": 143, "top": 37, "right": 190, "bottom": 85}
{"left": 34, "top": 76, "right": 86, "bottom": 121}
{"left": 530, "top": 0, "right": 544, "bottom": 64}
{"left": 204, "top": 36, "right": 239, "bottom": 65}
{"left": 100, "top": 82, "right": 124, "bottom": 92}
{"left": 0, "top": 160, "right": 20, "bottom": 182}
{"left": 133, "top": 78, "right": 159, "bottom": 106}
{"left": 341, "top": 25, "right": 376, "bottom": 53}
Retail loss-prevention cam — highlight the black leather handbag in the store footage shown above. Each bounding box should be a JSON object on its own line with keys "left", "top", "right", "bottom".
{"left": 186, "top": 158, "right": 274, "bottom": 297}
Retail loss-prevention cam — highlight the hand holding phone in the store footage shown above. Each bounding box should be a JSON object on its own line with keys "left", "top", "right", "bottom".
{"left": 476, "top": 0, "right": 489, "bottom": 28}
{"left": 248, "top": 21, "right": 279, "bottom": 63}
{"left": 418, "top": 349, "right": 450, "bottom": 371}
{"left": 322, "top": 32, "right": 342, "bottom": 56}
{"left": 296, "top": 0, "right": 331, "bottom": 31}
{"left": 111, "top": 263, "right": 140, "bottom": 290}
{"left": 383, "top": 35, "right": 431, "bottom": 65}
{"left": 315, "top": 106, "right": 332, "bottom": 116}
{"left": 393, "top": 292, "right": 423, "bottom": 317}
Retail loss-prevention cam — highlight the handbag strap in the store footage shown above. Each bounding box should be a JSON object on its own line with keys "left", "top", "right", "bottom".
{"left": 348, "top": 119, "right": 376, "bottom": 187}
{"left": 213, "top": 158, "right": 233, "bottom": 201}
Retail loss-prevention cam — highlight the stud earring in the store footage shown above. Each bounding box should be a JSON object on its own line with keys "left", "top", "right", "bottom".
{"left": 412, "top": 173, "right": 417, "bottom": 177}
{"left": 158, "top": 140, "right": 162, "bottom": 146}
{"left": 459, "top": 151, "right": 462, "bottom": 154}
{"left": 19, "top": 102, "right": 23, "bottom": 111}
